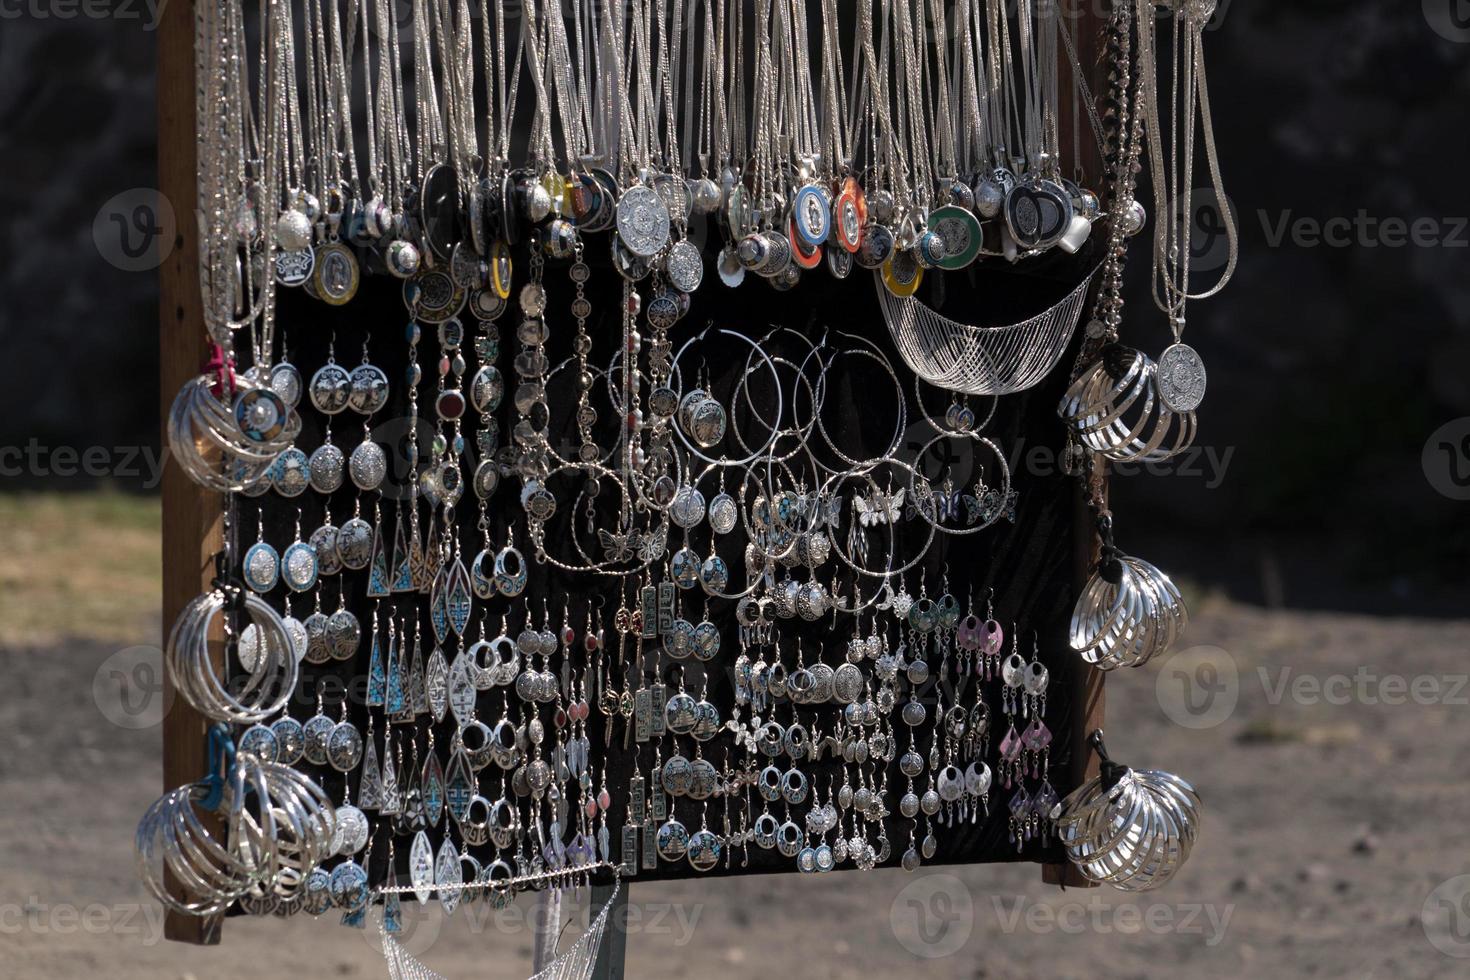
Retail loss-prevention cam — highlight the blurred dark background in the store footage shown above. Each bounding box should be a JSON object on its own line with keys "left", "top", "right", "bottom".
{"left": 0, "top": 0, "right": 1466, "bottom": 614}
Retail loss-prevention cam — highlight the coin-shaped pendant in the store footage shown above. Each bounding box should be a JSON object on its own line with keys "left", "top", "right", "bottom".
{"left": 271, "top": 714, "right": 305, "bottom": 764}
{"left": 615, "top": 185, "right": 671, "bottom": 257}
{"left": 687, "top": 829, "right": 721, "bottom": 871}
{"left": 1156, "top": 342, "right": 1207, "bottom": 413}
{"left": 275, "top": 247, "right": 315, "bottom": 287}
{"left": 327, "top": 608, "right": 360, "bottom": 660}
{"left": 469, "top": 287, "right": 507, "bottom": 321}
{"left": 670, "top": 486, "right": 706, "bottom": 528}
{"left": 881, "top": 251, "right": 923, "bottom": 297}
{"left": 234, "top": 387, "right": 288, "bottom": 443}
{"left": 327, "top": 720, "right": 364, "bottom": 772}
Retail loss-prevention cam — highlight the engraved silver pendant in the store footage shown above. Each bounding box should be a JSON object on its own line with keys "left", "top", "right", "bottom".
{"left": 708, "top": 493, "right": 738, "bottom": 534}
{"left": 664, "top": 239, "right": 704, "bottom": 292}
{"left": 409, "top": 270, "right": 468, "bottom": 324}
{"left": 1157, "top": 342, "right": 1207, "bottom": 413}
{"left": 616, "top": 185, "right": 671, "bottom": 257}
{"left": 327, "top": 719, "right": 364, "bottom": 772}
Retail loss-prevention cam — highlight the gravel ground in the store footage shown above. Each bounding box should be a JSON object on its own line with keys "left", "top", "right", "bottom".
{"left": 3, "top": 595, "right": 1468, "bottom": 979}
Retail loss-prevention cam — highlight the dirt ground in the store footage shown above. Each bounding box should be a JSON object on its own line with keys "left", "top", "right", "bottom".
{"left": 2, "top": 501, "right": 1467, "bottom": 977}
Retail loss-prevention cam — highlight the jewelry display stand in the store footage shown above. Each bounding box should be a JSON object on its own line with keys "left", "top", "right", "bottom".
{"left": 155, "top": 0, "right": 1109, "bottom": 962}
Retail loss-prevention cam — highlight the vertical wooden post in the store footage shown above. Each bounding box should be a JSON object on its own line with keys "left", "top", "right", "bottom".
{"left": 159, "top": 0, "right": 226, "bottom": 945}
{"left": 1041, "top": 0, "right": 1108, "bottom": 890}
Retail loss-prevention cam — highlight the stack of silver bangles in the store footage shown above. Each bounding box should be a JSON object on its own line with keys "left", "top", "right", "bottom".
{"left": 168, "top": 373, "right": 301, "bottom": 492}
{"left": 1049, "top": 736, "right": 1201, "bottom": 891}
{"left": 167, "top": 585, "right": 299, "bottom": 724}
{"left": 136, "top": 752, "right": 338, "bottom": 915}
{"left": 1057, "top": 345, "right": 1196, "bottom": 463}
{"left": 1069, "top": 549, "right": 1188, "bottom": 670}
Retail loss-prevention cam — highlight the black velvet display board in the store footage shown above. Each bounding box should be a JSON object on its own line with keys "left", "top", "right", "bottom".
{"left": 249, "top": 232, "right": 1100, "bottom": 889}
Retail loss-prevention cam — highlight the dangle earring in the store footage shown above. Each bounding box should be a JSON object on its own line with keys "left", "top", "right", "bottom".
{"left": 366, "top": 602, "right": 386, "bottom": 706}
{"left": 999, "top": 625, "right": 1024, "bottom": 788}
{"left": 359, "top": 713, "right": 383, "bottom": 809}
{"left": 243, "top": 506, "right": 279, "bottom": 594}
{"left": 327, "top": 697, "right": 364, "bottom": 772}
{"left": 379, "top": 727, "right": 400, "bottom": 817}
{"left": 382, "top": 840, "right": 403, "bottom": 933}
{"left": 280, "top": 509, "right": 318, "bottom": 593}
{"left": 385, "top": 617, "right": 406, "bottom": 716}
{"left": 311, "top": 500, "right": 342, "bottom": 577}
{"left": 302, "top": 689, "right": 332, "bottom": 766}
{"left": 271, "top": 705, "right": 304, "bottom": 766}
{"left": 309, "top": 418, "right": 345, "bottom": 495}
{"left": 982, "top": 589, "right": 1004, "bottom": 680}
{"left": 327, "top": 584, "right": 360, "bottom": 661}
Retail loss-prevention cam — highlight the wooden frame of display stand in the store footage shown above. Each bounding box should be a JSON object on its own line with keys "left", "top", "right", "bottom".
{"left": 157, "top": 0, "right": 1108, "bottom": 963}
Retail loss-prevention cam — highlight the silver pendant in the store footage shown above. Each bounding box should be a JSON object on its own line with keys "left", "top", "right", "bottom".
{"left": 665, "top": 239, "right": 704, "bottom": 292}
{"left": 1157, "top": 342, "right": 1207, "bottom": 413}
{"left": 616, "top": 185, "right": 671, "bottom": 257}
